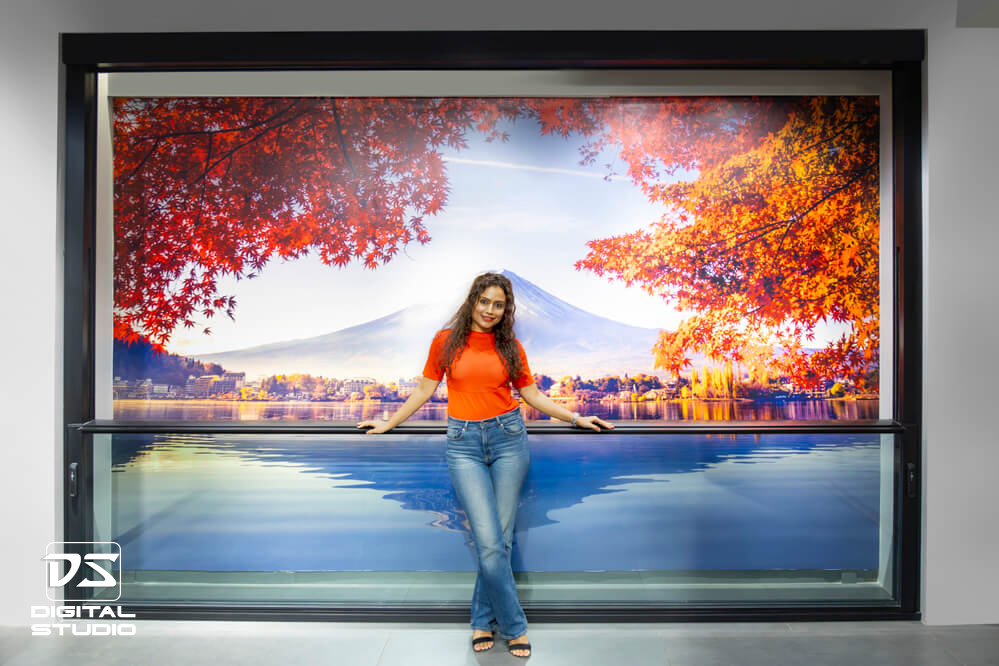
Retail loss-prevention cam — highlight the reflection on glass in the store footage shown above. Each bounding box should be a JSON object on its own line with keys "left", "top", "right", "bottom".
{"left": 97, "top": 432, "right": 895, "bottom": 605}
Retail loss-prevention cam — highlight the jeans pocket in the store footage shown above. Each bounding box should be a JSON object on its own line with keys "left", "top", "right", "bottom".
{"left": 446, "top": 424, "right": 465, "bottom": 441}
{"left": 499, "top": 416, "right": 524, "bottom": 436}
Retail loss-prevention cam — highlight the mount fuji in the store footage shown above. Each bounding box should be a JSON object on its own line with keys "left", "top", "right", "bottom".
{"left": 193, "top": 270, "right": 675, "bottom": 382}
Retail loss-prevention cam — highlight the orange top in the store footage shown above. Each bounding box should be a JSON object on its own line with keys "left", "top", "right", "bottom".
{"left": 422, "top": 329, "right": 534, "bottom": 420}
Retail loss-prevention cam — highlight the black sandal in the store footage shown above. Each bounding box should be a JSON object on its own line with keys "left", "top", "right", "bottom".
{"left": 471, "top": 635, "right": 494, "bottom": 651}
{"left": 508, "top": 640, "right": 532, "bottom": 658}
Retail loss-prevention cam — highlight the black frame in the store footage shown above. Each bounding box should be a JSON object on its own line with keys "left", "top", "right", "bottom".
{"left": 61, "top": 30, "right": 924, "bottom": 622}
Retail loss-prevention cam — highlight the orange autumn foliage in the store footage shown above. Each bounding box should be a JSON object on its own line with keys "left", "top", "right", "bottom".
{"left": 561, "top": 97, "right": 881, "bottom": 390}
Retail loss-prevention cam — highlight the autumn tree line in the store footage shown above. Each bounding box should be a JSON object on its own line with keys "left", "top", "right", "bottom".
{"left": 113, "top": 338, "right": 225, "bottom": 386}
{"left": 253, "top": 374, "right": 431, "bottom": 401}
{"left": 252, "top": 368, "right": 846, "bottom": 403}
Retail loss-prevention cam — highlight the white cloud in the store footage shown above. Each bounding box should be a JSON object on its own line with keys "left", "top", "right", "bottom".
{"left": 442, "top": 156, "right": 631, "bottom": 182}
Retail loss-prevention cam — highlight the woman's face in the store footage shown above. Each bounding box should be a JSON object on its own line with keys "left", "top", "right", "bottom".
{"left": 470, "top": 285, "right": 507, "bottom": 332}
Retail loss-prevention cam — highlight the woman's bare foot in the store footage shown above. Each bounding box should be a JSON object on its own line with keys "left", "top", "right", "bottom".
{"left": 508, "top": 634, "right": 531, "bottom": 658}
{"left": 471, "top": 629, "right": 493, "bottom": 651}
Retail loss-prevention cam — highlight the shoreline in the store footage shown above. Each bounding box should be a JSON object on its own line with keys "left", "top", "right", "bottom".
{"left": 114, "top": 395, "right": 880, "bottom": 405}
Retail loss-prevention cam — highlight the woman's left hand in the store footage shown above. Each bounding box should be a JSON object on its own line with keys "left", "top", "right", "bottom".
{"left": 575, "top": 415, "right": 615, "bottom": 431}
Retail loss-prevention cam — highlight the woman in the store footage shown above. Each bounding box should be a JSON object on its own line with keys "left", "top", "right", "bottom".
{"left": 357, "top": 271, "right": 614, "bottom": 659}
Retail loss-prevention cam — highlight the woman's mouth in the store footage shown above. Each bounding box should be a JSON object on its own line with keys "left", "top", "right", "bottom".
{"left": 482, "top": 316, "right": 495, "bottom": 322}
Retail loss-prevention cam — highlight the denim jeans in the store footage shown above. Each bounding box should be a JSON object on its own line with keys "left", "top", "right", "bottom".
{"left": 445, "top": 406, "right": 530, "bottom": 640}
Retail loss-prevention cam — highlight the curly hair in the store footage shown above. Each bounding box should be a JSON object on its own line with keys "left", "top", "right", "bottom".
{"left": 432, "top": 272, "right": 524, "bottom": 385}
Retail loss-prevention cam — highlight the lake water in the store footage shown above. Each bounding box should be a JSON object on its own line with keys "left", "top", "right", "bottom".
{"left": 113, "top": 398, "right": 880, "bottom": 421}
{"left": 105, "top": 432, "right": 887, "bottom": 572}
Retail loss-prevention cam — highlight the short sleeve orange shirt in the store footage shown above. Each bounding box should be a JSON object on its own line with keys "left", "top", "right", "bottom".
{"left": 422, "top": 329, "right": 533, "bottom": 420}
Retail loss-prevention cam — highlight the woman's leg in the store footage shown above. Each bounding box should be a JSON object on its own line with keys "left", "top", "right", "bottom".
{"left": 468, "top": 432, "right": 529, "bottom": 634}
{"left": 447, "top": 438, "right": 529, "bottom": 641}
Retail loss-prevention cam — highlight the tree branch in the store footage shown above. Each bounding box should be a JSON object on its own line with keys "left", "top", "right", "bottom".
{"left": 192, "top": 132, "right": 214, "bottom": 230}
{"left": 766, "top": 160, "right": 876, "bottom": 275}
{"left": 120, "top": 101, "right": 305, "bottom": 185}
{"left": 329, "top": 99, "right": 367, "bottom": 208}
{"left": 183, "top": 105, "right": 313, "bottom": 190}
{"left": 330, "top": 99, "right": 359, "bottom": 180}
{"left": 134, "top": 101, "right": 302, "bottom": 141}
{"left": 120, "top": 137, "right": 162, "bottom": 184}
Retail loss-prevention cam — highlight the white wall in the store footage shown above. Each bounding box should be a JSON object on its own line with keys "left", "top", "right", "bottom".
{"left": 922, "top": 21, "right": 999, "bottom": 625}
{"left": 1, "top": 0, "right": 995, "bottom": 626}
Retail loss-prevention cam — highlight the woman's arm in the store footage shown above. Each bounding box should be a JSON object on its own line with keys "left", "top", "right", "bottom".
{"left": 356, "top": 375, "right": 441, "bottom": 434}
{"left": 517, "top": 384, "right": 615, "bottom": 431}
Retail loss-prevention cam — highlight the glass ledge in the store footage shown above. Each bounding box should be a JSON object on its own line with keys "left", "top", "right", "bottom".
{"left": 75, "top": 419, "right": 905, "bottom": 435}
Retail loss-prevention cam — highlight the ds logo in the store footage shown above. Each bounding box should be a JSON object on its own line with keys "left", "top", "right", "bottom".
{"left": 44, "top": 542, "right": 121, "bottom": 602}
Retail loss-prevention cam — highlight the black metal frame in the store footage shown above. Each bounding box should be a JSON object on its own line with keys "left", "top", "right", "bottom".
{"left": 61, "top": 29, "right": 925, "bottom": 622}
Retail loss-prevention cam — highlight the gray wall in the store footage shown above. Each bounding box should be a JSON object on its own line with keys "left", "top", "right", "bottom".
{"left": 1, "top": 0, "right": 996, "bottom": 626}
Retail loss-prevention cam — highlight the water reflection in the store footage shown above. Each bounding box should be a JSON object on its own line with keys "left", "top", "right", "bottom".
{"left": 109, "top": 432, "right": 882, "bottom": 572}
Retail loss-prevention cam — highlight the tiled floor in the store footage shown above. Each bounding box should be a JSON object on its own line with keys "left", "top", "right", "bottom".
{"left": 1, "top": 620, "right": 997, "bottom": 665}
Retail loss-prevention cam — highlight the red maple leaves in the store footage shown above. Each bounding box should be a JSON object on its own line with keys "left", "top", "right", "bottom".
{"left": 113, "top": 97, "right": 516, "bottom": 350}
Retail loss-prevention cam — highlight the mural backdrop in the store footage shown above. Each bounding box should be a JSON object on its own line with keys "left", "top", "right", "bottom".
{"left": 111, "top": 95, "right": 881, "bottom": 421}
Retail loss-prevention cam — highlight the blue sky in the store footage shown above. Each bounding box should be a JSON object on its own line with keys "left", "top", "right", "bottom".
{"left": 166, "top": 108, "right": 852, "bottom": 356}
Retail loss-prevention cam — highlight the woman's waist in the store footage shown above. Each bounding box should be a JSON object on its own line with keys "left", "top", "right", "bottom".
{"left": 446, "top": 405, "right": 526, "bottom": 442}
{"left": 445, "top": 388, "right": 519, "bottom": 420}
{"left": 447, "top": 404, "right": 521, "bottom": 425}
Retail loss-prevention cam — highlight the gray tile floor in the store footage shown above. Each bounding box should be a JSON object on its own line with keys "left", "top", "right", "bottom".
{"left": 2, "top": 620, "right": 998, "bottom": 665}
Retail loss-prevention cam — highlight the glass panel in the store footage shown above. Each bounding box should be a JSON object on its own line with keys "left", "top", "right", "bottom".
{"left": 89, "top": 431, "right": 896, "bottom": 607}
{"left": 98, "top": 71, "right": 893, "bottom": 424}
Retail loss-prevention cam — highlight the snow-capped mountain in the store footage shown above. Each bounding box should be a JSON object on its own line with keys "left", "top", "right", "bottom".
{"left": 194, "top": 270, "right": 673, "bottom": 382}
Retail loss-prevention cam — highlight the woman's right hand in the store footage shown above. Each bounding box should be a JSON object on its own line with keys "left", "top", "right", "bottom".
{"left": 356, "top": 420, "right": 392, "bottom": 435}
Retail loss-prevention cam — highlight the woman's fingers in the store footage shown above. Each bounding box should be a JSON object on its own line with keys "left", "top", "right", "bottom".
{"left": 580, "top": 416, "right": 615, "bottom": 431}
{"left": 357, "top": 421, "right": 391, "bottom": 434}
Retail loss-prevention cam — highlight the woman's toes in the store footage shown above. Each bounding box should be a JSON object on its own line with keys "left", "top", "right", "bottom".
{"left": 472, "top": 631, "right": 493, "bottom": 651}
{"left": 509, "top": 636, "right": 531, "bottom": 656}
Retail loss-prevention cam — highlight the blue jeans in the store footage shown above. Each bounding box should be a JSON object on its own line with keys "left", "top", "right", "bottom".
{"left": 445, "top": 406, "right": 530, "bottom": 640}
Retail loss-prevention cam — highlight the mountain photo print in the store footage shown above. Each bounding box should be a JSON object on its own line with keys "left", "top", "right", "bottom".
{"left": 111, "top": 95, "right": 882, "bottom": 422}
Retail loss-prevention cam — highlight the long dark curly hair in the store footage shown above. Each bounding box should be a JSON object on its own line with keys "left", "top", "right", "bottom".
{"left": 432, "top": 272, "right": 524, "bottom": 384}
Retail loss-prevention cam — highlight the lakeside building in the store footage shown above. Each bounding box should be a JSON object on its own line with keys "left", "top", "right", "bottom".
{"left": 192, "top": 375, "right": 220, "bottom": 398}
{"left": 344, "top": 377, "right": 377, "bottom": 394}
{"left": 396, "top": 377, "right": 420, "bottom": 397}
{"left": 212, "top": 372, "right": 246, "bottom": 395}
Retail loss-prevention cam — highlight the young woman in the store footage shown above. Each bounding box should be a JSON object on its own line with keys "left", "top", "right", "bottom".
{"left": 357, "top": 271, "right": 614, "bottom": 658}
